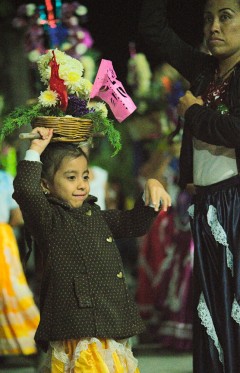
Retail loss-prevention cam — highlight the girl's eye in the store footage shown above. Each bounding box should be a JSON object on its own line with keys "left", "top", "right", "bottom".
{"left": 84, "top": 175, "right": 89, "bottom": 181}
{"left": 67, "top": 176, "right": 76, "bottom": 180}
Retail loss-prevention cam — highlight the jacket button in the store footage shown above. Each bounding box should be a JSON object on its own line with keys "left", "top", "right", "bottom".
{"left": 86, "top": 210, "right": 92, "bottom": 216}
{"left": 106, "top": 236, "right": 113, "bottom": 242}
{"left": 117, "top": 271, "right": 123, "bottom": 278}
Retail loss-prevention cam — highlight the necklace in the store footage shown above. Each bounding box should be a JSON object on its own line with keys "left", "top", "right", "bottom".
{"left": 215, "top": 65, "right": 236, "bottom": 85}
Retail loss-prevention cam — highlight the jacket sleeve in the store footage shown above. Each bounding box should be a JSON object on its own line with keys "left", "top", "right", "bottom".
{"left": 185, "top": 102, "right": 240, "bottom": 148}
{"left": 13, "top": 160, "right": 54, "bottom": 240}
{"left": 138, "top": 0, "right": 210, "bottom": 83}
{"left": 101, "top": 194, "right": 159, "bottom": 239}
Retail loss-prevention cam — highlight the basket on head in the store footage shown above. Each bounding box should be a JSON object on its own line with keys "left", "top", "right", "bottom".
{"left": 31, "top": 116, "right": 93, "bottom": 143}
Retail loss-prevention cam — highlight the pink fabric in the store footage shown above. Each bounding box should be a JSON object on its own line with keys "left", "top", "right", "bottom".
{"left": 90, "top": 59, "right": 136, "bottom": 122}
{"left": 136, "top": 208, "right": 193, "bottom": 351}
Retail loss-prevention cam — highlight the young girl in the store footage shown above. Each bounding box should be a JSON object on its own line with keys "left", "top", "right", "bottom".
{"left": 13, "top": 127, "right": 171, "bottom": 373}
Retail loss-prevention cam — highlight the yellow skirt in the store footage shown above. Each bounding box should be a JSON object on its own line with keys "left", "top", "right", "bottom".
{"left": 41, "top": 338, "right": 141, "bottom": 373}
{"left": 0, "top": 223, "right": 40, "bottom": 355}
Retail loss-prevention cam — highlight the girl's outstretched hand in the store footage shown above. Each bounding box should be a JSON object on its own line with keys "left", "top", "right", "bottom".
{"left": 29, "top": 127, "right": 53, "bottom": 155}
{"left": 144, "top": 178, "right": 172, "bottom": 212}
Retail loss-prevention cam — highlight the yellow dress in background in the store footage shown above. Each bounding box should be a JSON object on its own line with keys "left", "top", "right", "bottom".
{"left": 0, "top": 223, "right": 40, "bottom": 355}
{"left": 40, "top": 338, "right": 140, "bottom": 373}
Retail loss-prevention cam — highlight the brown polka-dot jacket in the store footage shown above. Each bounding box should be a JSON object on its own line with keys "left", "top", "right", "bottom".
{"left": 13, "top": 160, "right": 159, "bottom": 351}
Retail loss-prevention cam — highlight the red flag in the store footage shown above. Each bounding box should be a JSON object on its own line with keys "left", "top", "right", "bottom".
{"left": 49, "top": 50, "right": 68, "bottom": 111}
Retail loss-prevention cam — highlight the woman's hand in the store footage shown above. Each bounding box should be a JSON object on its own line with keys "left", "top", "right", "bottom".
{"left": 177, "top": 90, "right": 203, "bottom": 118}
{"left": 29, "top": 127, "right": 53, "bottom": 155}
{"left": 144, "top": 178, "right": 172, "bottom": 212}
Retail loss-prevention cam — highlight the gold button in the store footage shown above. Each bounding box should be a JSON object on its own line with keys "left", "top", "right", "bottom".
{"left": 117, "top": 271, "right": 123, "bottom": 278}
{"left": 86, "top": 210, "right": 92, "bottom": 216}
{"left": 106, "top": 236, "right": 113, "bottom": 242}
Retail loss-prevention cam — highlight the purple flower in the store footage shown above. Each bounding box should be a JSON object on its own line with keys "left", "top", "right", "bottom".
{"left": 66, "top": 95, "right": 95, "bottom": 117}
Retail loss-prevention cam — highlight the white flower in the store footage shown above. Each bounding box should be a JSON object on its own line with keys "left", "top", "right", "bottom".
{"left": 26, "top": 3, "right": 36, "bottom": 17}
{"left": 63, "top": 71, "right": 84, "bottom": 93}
{"left": 69, "top": 16, "right": 78, "bottom": 26}
{"left": 76, "top": 31, "right": 84, "bottom": 39}
{"left": 127, "top": 53, "right": 152, "bottom": 97}
{"left": 81, "top": 55, "right": 96, "bottom": 81}
{"left": 76, "top": 5, "right": 88, "bottom": 16}
{"left": 38, "top": 89, "right": 58, "bottom": 107}
{"left": 61, "top": 42, "right": 72, "bottom": 51}
{"left": 37, "top": 49, "right": 84, "bottom": 86}
{"left": 75, "top": 78, "right": 93, "bottom": 98}
{"left": 28, "top": 50, "right": 41, "bottom": 62}
{"left": 88, "top": 102, "right": 108, "bottom": 118}
{"left": 75, "top": 43, "right": 87, "bottom": 56}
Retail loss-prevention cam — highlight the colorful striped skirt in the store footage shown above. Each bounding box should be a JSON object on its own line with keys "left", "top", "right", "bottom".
{"left": 0, "top": 223, "right": 40, "bottom": 355}
{"left": 40, "top": 338, "right": 140, "bottom": 373}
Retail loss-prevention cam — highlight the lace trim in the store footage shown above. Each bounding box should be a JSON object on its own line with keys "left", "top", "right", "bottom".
{"left": 39, "top": 348, "right": 52, "bottom": 373}
{"left": 40, "top": 338, "right": 138, "bottom": 373}
{"left": 207, "top": 205, "right": 233, "bottom": 275}
{"left": 197, "top": 292, "right": 224, "bottom": 365}
{"left": 187, "top": 204, "right": 194, "bottom": 219}
{"left": 231, "top": 297, "right": 240, "bottom": 325}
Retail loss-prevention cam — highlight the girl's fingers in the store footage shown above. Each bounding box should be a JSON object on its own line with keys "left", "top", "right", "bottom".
{"left": 160, "top": 194, "right": 172, "bottom": 212}
{"left": 33, "top": 127, "right": 53, "bottom": 140}
{"left": 144, "top": 188, "right": 150, "bottom": 206}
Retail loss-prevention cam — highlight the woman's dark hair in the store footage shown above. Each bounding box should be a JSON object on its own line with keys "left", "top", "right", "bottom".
{"left": 40, "top": 142, "right": 88, "bottom": 182}
{"left": 204, "top": 0, "right": 240, "bottom": 8}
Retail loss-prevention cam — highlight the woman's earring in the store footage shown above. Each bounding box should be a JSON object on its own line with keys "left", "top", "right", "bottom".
{"left": 44, "top": 190, "right": 49, "bottom": 195}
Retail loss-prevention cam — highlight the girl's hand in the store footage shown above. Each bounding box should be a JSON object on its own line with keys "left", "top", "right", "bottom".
{"left": 29, "top": 127, "right": 53, "bottom": 155}
{"left": 144, "top": 178, "right": 172, "bottom": 212}
{"left": 177, "top": 90, "right": 203, "bottom": 118}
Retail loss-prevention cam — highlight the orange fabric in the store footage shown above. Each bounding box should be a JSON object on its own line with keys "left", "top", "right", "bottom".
{"left": 0, "top": 223, "right": 40, "bottom": 355}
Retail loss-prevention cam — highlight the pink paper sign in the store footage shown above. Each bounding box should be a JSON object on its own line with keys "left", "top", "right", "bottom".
{"left": 90, "top": 59, "right": 136, "bottom": 122}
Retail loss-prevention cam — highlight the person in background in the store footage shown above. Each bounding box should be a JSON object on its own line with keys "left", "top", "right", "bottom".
{"left": 13, "top": 127, "right": 171, "bottom": 373}
{"left": 0, "top": 168, "right": 40, "bottom": 361}
{"left": 138, "top": 0, "right": 240, "bottom": 371}
{"left": 136, "top": 144, "right": 193, "bottom": 351}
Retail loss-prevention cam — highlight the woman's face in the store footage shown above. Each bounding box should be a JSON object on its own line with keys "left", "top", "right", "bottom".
{"left": 204, "top": 0, "right": 240, "bottom": 61}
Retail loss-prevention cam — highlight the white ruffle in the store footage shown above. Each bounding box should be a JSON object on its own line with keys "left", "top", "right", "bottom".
{"left": 187, "top": 204, "right": 195, "bottom": 219}
{"left": 207, "top": 205, "right": 233, "bottom": 275}
{"left": 197, "top": 292, "right": 224, "bottom": 365}
{"left": 40, "top": 337, "right": 138, "bottom": 373}
{"left": 231, "top": 297, "right": 240, "bottom": 325}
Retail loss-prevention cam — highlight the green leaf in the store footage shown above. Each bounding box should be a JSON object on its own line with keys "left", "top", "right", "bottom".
{"left": 0, "top": 103, "right": 64, "bottom": 138}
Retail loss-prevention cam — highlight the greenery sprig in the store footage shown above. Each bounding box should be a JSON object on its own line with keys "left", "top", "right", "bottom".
{"left": 0, "top": 103, "right": 64, "bottom": 139}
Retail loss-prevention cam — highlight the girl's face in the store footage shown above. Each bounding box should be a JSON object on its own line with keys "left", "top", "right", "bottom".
{"left": 204, "top": 0, "right": 240, "bottom": 60}
{"left": 46, "top": 155, "right": 90, "bottom": 208}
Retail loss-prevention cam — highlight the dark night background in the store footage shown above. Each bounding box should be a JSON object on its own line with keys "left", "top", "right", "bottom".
{"left": 0, "top": 0, "right": 204, "bottom": 111}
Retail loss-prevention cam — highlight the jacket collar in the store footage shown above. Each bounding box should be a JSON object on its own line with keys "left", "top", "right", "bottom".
{"left": 47, "top": 194, "right": 98, "bottom": 211}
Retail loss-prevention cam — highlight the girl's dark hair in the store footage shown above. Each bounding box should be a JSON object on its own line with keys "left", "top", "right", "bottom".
{"left": 40, "top": 142, "right": 88, "bottom": 182}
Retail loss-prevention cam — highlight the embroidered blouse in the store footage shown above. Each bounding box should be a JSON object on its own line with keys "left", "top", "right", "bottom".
{"left": 193, "top": 75, "right": 238, "bottom": 186}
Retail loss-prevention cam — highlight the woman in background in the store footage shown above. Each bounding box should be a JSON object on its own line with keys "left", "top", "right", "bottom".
{"left": 138, "top": 0, "right": 240, "bottom": 371}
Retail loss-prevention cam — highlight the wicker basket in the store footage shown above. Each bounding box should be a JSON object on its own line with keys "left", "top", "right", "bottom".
{"left": 31, "top": 116, "right": 93, "bottom": 143}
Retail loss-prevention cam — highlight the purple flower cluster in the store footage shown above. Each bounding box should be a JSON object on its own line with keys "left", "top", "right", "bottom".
{"left": 12, "top": 2, "right": 94, "bottom": 63}
{"left": 66, "top": 95, "right": 95, "bottom": 117}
